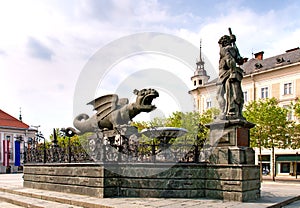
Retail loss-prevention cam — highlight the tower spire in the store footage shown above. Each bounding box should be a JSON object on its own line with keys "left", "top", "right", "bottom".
{"left": 199, "top": 39, "right": 203, "bottom": 62}
{"left": 196, "top": 39, "right": 205, "bottom": 71}
{"left": 19, "top": 107, "right": 22, "bottom": 122}
{"left": 191, "top": 38, "right": 210, "bottom": 88}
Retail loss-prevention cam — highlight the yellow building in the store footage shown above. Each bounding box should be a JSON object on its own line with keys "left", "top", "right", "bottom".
{"left": 189, "top": 46, "right": 300, "bottom": 177}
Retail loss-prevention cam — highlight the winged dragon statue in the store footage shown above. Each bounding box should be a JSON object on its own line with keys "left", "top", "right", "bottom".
{"left": 70, "top": 88, "right": 159, "bottom": 137}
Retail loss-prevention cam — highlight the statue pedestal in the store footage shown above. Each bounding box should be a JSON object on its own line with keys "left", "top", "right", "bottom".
{"left": 204, "top": 119, "right": 260, "bottom": 201}
{"left": 206, "top": 119, "right": 255, "bottom": 164}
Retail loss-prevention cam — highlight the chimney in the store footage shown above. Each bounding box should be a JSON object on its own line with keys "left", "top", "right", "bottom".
{"left": 285, "top": 47, "right": 299, "bottom": 53}
{"left": 254, "top": 51, "right": 264, "bottom": 60}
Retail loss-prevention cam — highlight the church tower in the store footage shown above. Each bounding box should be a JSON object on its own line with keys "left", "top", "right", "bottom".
{"left": 191, "top": 40, "right": 210, "bottom": 87}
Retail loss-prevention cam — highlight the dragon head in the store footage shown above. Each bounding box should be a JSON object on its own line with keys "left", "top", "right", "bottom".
{"left": 133, "top": 88, "right": 159, "bottom": 112}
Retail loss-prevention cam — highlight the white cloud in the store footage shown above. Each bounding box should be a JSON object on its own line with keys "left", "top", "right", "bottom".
{"left": 1, "top": 0, "right": 300, "bottom": 138}
{"left": 176, "top": 2, "right": 300, "bottom": 70}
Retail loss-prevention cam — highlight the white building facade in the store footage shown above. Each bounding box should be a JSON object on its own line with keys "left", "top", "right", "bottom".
{"left": 0, "top": 109, "right": 36, "bottom": 173}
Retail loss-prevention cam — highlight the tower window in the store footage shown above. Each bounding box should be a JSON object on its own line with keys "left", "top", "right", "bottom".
{"left": 194, "top": 80, "right": 196, "bottom": 86}
{"left": 199, "top": 80, "right": 202, "bottom": 85}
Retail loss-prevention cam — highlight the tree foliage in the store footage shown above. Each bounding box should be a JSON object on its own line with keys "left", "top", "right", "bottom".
{"left": 293, "top": 99, "right": 300, "bottom": 119}
{"left": 132, "top": 108, "right": 220, "bottom": 146}
{"left": 243, "top": 98, "right": 291, "bottom": 181}
{"left": 48, "top": 128, "right": 85, "bottom": 148}
{"left": 244, "top": 98, "right": 290, "bottom": 149}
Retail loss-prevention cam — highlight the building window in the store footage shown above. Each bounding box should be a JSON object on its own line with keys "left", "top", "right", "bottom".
{"left": 196, "top": 99, "right": 200, "bottom": 111}
{"left": 259, "top": 155, "right": 270, "bottom": 162}
{"left": 194, "top": 80, "right": 196, "bottom": 86}
{"left": 284, "top": 83, "right": 292, "bottom": 95}
{"left": 199, "top": 80, "right": 202, "bottom": 85}
{"left": 206, "top": 98, "right": 212, "bottom": 109}
{"left": 5, "top": 135, "right": 14, "bottom": 161}
{"left": 280, "top": 162, "right": 290, "bottom": 173}
{"left": 243, "top": 91, "right": 248, "bottom": 102}
{"left": 283, "top": 105, "right": 293, "bottom": 120}
{"left": 261, "top": 87, "right": 269, "bottom": 98}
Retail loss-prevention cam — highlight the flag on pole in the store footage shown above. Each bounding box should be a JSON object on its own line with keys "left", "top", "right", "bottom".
{"left": 3, "top": 140, "right": 9, "bottom": 167}
{"left": 14, "top": 140, "right": 21, "bottom": 166}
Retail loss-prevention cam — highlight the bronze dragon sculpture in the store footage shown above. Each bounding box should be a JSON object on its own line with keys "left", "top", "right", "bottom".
{"left": 72, "top": 88, "right": 159, "bottom": 135}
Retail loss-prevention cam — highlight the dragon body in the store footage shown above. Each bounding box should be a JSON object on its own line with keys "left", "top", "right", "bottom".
{"left": 73, "top": 88, "right": 159, "bottom": 134}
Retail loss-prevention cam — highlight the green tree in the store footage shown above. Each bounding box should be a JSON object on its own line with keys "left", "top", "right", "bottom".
{"left": 166, "top": 108, "right": 219, "bottom": 145}
{"left": 287, "top": 100, "right": 300, "bottom": 151}
{"left": 133, "top": 108, "right": 220, "bottom": 147}
{"left": 244, "top": 98, "right": 290, "bottom": 181}
{"left": 49, "top": 128, "right": 86, "bottom": 148}
{"left": 287, "top": 122, "right": 300, "bottom": 149}
{"left": 48, "top": 128, "right": 89, "bottom": 162}
{"left": 293, "top": 99, "right": 300, "bottom": 119}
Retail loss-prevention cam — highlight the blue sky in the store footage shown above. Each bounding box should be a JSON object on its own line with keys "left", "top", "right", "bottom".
{"left": 1, "top": 0, "right": 300, "bottom": 138}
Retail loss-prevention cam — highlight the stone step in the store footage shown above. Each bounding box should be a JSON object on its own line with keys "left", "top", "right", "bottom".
{"left": 0, "top": 186, "right": 115, "bottom": 208}
{"left": 0, "top": 190, "right": 83, "bottom": 208}
{"left": 0, "top": 200, "right": 24, "bottom": 208}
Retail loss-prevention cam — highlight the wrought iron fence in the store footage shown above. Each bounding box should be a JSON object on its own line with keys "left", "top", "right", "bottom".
{"left": 25, "top": 134, "right": 202, "bottom": 164}
{"left": 25, "top": 145, "right": 92, "bottom": 163}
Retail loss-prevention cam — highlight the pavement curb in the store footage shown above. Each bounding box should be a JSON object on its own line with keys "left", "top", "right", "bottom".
{"left": 1, "top": 185, "right": 299, "bottom": 208}
{"left": 267, "top": 195, "right": 300, "bottom": 208}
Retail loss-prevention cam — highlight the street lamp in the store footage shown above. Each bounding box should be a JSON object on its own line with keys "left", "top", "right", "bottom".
{"left": 60, "top": 128, "right": 76, "bottom": 163}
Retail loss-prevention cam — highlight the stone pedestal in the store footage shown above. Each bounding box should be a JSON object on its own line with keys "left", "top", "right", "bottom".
{"left": 206, "top": 119, "right": 255, "bottom": 165}
{"left": 207, "top": 119, "right": 254, "bottom": 148}
{"left": 204, "top": 118, "right": 260, "bottom": 201}
{"left": 23, "top": 162, "right": 260, "bottom": 202}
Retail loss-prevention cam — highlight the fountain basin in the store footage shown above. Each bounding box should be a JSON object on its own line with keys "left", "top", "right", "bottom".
{"left": 140, "top": 127, "right": 188, "bottom": 141}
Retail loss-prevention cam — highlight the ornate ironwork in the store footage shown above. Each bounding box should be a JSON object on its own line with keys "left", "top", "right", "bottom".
{"left": 25, "top": 128, "right": 202, "bottom": 164}
{"left": 25, "top": 144, "right": 92, "bottom": 163}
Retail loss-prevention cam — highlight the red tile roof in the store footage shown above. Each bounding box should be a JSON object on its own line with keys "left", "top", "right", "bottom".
{"left": 0, "top": 109, "right": 29, "bottom": 129}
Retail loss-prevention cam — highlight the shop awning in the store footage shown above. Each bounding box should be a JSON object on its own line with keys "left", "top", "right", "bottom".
{"left": 276, "top": 155, "right": 300, "bottom": 162}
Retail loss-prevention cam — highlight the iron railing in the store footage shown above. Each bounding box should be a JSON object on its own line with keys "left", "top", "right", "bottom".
{"left": 25, "top": 134, "right": 202, "bottom": 164}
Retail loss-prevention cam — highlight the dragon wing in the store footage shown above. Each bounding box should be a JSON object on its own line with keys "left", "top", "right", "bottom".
{"left": 87, "top": 94, "right": 119, "bottom": 120}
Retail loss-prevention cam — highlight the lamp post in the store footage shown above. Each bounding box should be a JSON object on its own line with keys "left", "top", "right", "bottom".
{"left": 60, "top": 128, "right": 76, "bottom": 163}
{"left": 27, "top": 137, "right": 33, "bottom": 162}
{"left": 37, "top": 132, "right": 46, "bottom": 163}
{"left": 52, "top": 128, "right": 59, "bottom": 162}
{"left": 31, "top": 125, "right": 40, "bottom": 149}
{"left": 296, "top": 152, "right": 298, "bottom": 179}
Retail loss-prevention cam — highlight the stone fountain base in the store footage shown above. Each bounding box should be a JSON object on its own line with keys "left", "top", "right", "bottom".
{"left": 24, "top": 162, "right": 260, "bottom": 202}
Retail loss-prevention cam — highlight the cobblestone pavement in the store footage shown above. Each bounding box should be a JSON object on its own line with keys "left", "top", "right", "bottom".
{"left": 0, "top": 174, "right": 300, "bottom": 208}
